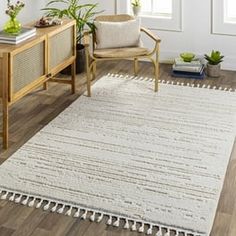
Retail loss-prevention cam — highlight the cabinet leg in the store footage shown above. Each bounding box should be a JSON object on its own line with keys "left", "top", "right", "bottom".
{"left": 71, "top": 61, "right": 76, "bottom": 94}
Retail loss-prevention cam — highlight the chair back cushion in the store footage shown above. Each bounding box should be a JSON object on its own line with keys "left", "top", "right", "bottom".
{"left": 95, "top": 14, "right": 134, "bottom": 22}
{"left": 94, "top": 18, "right": 141, "bottom": 49}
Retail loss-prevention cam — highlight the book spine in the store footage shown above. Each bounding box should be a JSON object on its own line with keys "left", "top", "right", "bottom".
{"left": 0, "top": 29, "right": 36, "bottom": 41}
{"left": 174, "top": 59, "right": 201, "bottom": 67}
{"left": 0, "top": 34, "right": 36, "bottom": 44}
{"left": 172, "top": 72, "right": 205, "bottom": 79}
{"left": 173, "top": 65, "right": 203, "bottom": 73}
{"left": 175, "top": 63, "right": 201, "bottom": 67}
{"left": 0, "top": 32, "right": 36, "bottom": 41}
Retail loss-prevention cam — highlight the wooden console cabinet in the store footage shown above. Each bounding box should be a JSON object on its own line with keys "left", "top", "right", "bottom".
{"left": 0, "top": 19, "right": 76, "bottom": 149}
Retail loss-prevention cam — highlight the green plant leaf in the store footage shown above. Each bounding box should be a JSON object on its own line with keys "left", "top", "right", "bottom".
{"left": 41, "top": 0, "right": 101, "bottom": 43}
{"left": 204, "top": 50, "right": 224, "bottom": 65}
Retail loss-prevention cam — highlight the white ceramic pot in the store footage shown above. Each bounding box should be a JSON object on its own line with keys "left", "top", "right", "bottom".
{"left": 207, "top": 63, "right": 221, "bottom": 78}
{"left": 132, "top": 6, "right": 141, "bottom": 16}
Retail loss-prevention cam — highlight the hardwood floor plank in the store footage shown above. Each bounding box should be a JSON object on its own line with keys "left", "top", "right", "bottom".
{"left": 216, "top": 143, "right": 236, "bottom": 215}
{"left": 65, "top": 220, "right": 93, "bottom": 236}
{"left": 3, "top": 204, "right": 34, "bottom": 230}
{"left": 10, "top": 209, "right": 48, "bottom": 236}
{"left": 0, "top": 202, "right": 20, "bottom": 225}
{"left": 0, "top": 226, "right": 15, "bottom": 236}
{"left": 210, "top": 212, "right": 231, "bottom": 236}
{"left": 38, "top": 212, "right": 67, "bottom": 231}
{"left": 44, "top": 214, "right": 75, "bottom": 236}
{"left": 29, "top": 228, "right": 51, "bottom": 236}
{"left": 229, "top": 202, "right": 236, "bottom": 236}
{"left": 81, "top": 219, "right": 108, "bottom": 236}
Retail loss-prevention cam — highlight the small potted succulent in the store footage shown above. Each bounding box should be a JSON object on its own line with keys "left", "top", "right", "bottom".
{"left": 132, "top": 0, "right": 141, "bottom": 16}
{"left": 204, "top": 50, "right": 224, "bottom": 78}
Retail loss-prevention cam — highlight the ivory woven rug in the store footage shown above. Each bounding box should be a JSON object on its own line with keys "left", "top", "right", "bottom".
{"left": 0, "top": 74, "right": 236, "bottom": 236}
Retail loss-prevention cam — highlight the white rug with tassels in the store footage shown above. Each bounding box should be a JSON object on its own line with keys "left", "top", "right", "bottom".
{"left": 0, "top": 74, "right": 236, "bottom": 236}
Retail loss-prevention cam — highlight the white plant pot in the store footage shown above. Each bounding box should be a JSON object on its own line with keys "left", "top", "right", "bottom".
{"left": 132, "top": 6, "right": 141, "bottom": 16}
{"left": 206, "top": 63, "right": 221, "bottom": 78}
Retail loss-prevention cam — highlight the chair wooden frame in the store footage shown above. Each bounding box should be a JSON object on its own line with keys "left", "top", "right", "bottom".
{"left": 83, "top": 14, "right": 161, "bottom": 97}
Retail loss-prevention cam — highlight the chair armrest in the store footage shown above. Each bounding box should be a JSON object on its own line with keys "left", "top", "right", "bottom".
{"left": 83, "top": 31, "right": 91, "bottom": 47}
{"left": 141, "top": 27, "right": 161, "bottom": 43}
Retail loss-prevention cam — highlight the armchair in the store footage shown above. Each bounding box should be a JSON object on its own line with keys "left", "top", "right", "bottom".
{"left": 84, "top": 14, "right": 161, "bottom": 97}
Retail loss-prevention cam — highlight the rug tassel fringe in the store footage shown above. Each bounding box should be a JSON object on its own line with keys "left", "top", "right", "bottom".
{"left": 65, "top": 206, "right": 72, "bottom": 216}
{"left": 138, "top": 223, "right": 144, "bottom": 233}
{"left": 22, "top": 196, "right": 29, "bottom": 205}
{"left": 164, "top": 228, "right": 170, "bottom": 236}
{"left": 15, "top": 194, "right": 22, "bottom": 203}
{"left": 124, "top": 219, "right": 129, "bottom": 229}
{"left": 81, "top": 210, "right": 87, "bottom": 220}
{"left": 156, "top": 228, "right": 162, "bottom": 236}
{"left": 51, "top": 203, "right": 58, "bottom": 212}
{"left": 147, "top": 225, "right": 153, "bottom": 235}
{"left": 113, "top": 217, "right": 120, "bottom": 227}
{"left": 1, "top": 191, "right": 8, "bottom": 200}
{"left": 0, "top": 190, "right": 205, "bottom": 236}
{"left": 131, "top": 221, "right": 137, "bottom": 231}
{"left": 35, "top": 199, "right": 43, "bottom": 208}
{"left": 74, "top": 208, "right": 80, "bottom": 218}
{"left": 28, "top": 198, "right": 35, "bottom": 207}
{"left": 90, "top": 211, "right": 96, "bottom": 221}
{"left": 106, "top": 215, "right": 112, "bottom": 225}
{"left": 97, "top": 213, "right": 103, "bottom": 223}
{"left": 57, "top": 204, "right": 65, "bottom": 214}
{"left": 43, "top": 201, "right": 51, "bottom": 211}
{"left": 9, "top": 193, "right": 16, "bottom": 202}
{"left": 106, "top": 73, "right": 236, "bottom": 92}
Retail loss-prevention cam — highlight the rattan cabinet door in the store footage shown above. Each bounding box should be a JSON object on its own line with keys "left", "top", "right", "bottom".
{"left": 11, "top": 38, "right": 46, "bottom": 102}
{"left": 48, "top": 26, "right": 74, "bottom": 73}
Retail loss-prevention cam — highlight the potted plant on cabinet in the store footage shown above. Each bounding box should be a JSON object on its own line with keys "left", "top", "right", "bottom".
{"left": 132, "top": 0, "right": 141, "bottom": 16}
{"left": 204, "top": 50, "right": 224, "bottom": 78}
{"left": 42, "top": 0, "right": 100, "bottom": 74}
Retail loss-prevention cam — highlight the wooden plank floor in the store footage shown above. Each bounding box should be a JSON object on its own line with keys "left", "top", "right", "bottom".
{"left": 0, "top": 61, "right": 236, "bottom": 236}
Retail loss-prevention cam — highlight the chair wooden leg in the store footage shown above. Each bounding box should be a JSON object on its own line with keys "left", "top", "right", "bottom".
{"left": 154, "top": 62, "right": 159, "bottom": 92}
{"left": 155, "top": 44, "right": 160, "bottom": 92}
{"left": 149, "top": 57, "right": 159, "bottom": 92}
{"left": 92, "top": 61, "right": 96, "bottom": 80}
{"left": 71, "top": 61, "right": 76, "bottom": 94}
{"left": 134, "top": 58, "right": 138, "bottom": 76}
{"left": 85, "top": 48, "right": 91, "bottom": 97}
{"left": 3, "top": 101, "right": 9, "bottom": 149}
{"left": 87, "top": 69, "right": 91, "bottom": 97}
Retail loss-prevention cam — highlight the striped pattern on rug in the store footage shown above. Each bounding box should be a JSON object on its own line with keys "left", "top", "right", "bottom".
{"left": 0, "top": 74, "right": 236, "bottom": 236}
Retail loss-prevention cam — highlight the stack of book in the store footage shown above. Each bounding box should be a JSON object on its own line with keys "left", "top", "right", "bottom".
{"left": 0, "top": 27, "right": 36, "bottom": 45}
{"left": 172, "top": 58, "right": 205, "bottom": 79}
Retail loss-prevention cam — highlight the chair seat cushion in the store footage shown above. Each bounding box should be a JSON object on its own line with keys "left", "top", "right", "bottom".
{"left": 93, "top": 47, "right": 150, "bottom": 58}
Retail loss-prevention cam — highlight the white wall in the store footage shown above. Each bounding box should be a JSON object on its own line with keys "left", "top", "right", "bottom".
{"left": 0, "top": 0, "right": 46, "bottom": 29}
{"left": 70, "top": 0, "right": 115, "bottom": 15}
{"left": 96, "top": 0, "right": 236, "bottom": 71}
